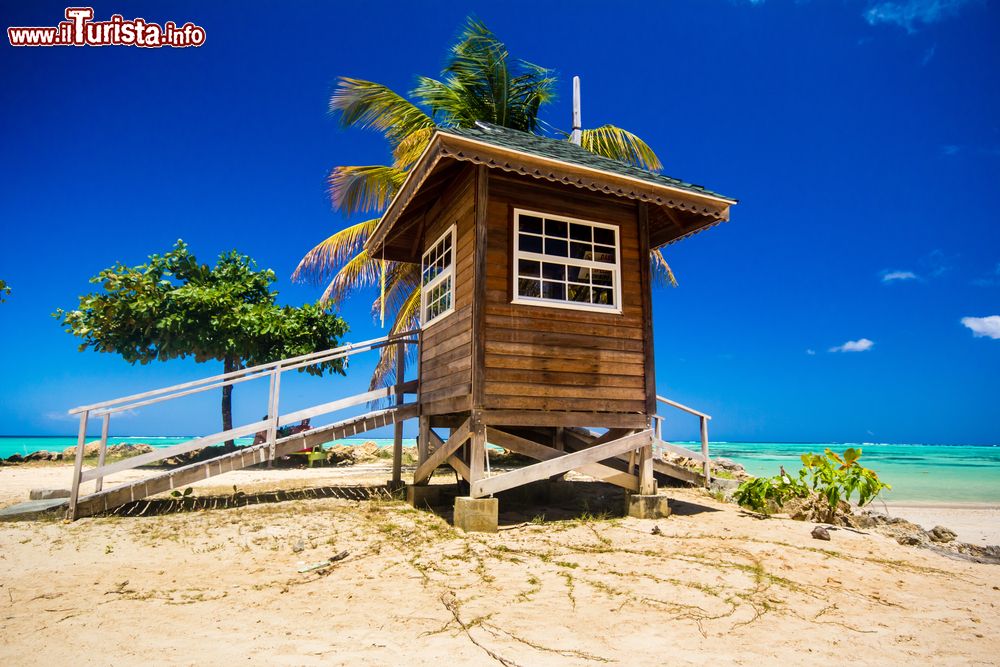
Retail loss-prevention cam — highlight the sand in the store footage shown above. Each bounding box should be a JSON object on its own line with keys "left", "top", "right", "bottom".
{"left": 1, "top": 463, "right": 998, "bottom": 665}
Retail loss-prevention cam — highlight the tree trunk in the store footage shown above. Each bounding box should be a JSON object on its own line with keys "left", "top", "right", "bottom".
{"left": 222, "top": 355, "right": 236, "bottom": 451}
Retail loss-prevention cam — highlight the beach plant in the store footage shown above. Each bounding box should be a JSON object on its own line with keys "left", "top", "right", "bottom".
{"left": 732, "top": 471, "right": 809, "bottom": 513}
{"left": 55, "top": 241, "right": 349, "bottom": 447}
{"left": 294, "top": 17, "right": 673, "bottom": 387}
{"left": 799, "top": 448, "right": 891, "bottom": 522}
{"left": 734, "top": 448, "right": 890, "bottom": 521}
{"left": 0, "top": 279, "right": 9, "bottom": 303}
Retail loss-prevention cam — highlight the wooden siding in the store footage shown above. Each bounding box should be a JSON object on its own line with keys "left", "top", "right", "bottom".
{"left": 419, "top": 165, "right": 476, "bottom": 415}
{"left": 481, "top": 172, "right": 652, "bottom": 417}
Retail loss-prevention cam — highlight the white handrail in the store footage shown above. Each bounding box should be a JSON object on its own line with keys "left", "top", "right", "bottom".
{"left": 68, "top": 330, "right": 418, "bottom": 415}
{"left": 653, "top": 394, "right": 713, "bottom": 486}
{"left": 656, "top": 395, "right": 712, "bottom": 420}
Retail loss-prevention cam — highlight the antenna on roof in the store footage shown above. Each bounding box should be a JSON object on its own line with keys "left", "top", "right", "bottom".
{"left": 570, "top": 76, "right": 582, "bottom": 146}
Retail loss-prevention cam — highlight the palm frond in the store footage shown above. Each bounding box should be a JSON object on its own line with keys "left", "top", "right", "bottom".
{"left": 650, "top": 248, "right": 678, "bottom": 288}
{"left": 370, "top": 262, "right": 420, "bottom": 321}
{"left": 291, "top": 218, "right": 378, "bottom": 285}
{"left": 369, "top": 286, "right": 422, "bottom": 389}
{"left": 330, "top": 77, "right": 435, "bottom": 147}
{"left": 328, "top": 165, "right": 405, "bottom": 215}
{"left": 320, "top": 248, "right": 380, "bottom": 305}
{"left": 392, "top": 126, "right": 436, "bottom": 171}
{"left": 580, "top": 125, "right": 663, "bottom": 171}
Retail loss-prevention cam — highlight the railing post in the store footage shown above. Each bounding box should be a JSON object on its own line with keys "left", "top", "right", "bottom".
{"left": 700, "top": 416, "right": 711, "bottom": 487}
{"left": 391, "top": 340, "right": 405, "bottom": 487}
{"left": 68, "top": 410, "right": 89, "bottom": 520}
{"left": 94, "top": 412, "right": 110, "bottom": 493}
{"left": 266, "top": 366, "right": 282, "bottom": 464}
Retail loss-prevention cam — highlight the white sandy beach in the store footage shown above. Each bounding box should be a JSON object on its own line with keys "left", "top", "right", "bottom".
{"left": 1, "top": 462, "right": 998, "bottom": 665}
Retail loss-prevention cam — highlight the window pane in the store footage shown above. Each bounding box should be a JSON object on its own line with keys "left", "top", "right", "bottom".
{"left": 520, "top": 215, "right": 543, "bottom": 234}
{"left": 570, "top": 242, "right": 591, "bottom": 260}
{"left": 545, "top": 238, "right": 568, "bottom": 257}
{"left": 568, "top": 285, "right": 591, "bottom": 303}
{"left": 542, "top": 262, "right": 566, "bottom": 281}
{"left": 568, "top": 266, "right": 590, "bottom": 283}
{"left": 542, "top": 281, "right": 566, "bottom": 301}
{"left": 518, "top": 259, "right": 540, "bottom": 277}
{"left": 594, "top": 245, "right": 616, "bottom": 263}
{"left": 518, "top": 278, "right": 540, "bottom": 298}
{"left": 591, "top": 269, "right": 613, "bottom": 286}
{"left": 519, "top": 233, "right": 542, "bottom": 253}
{"left": 594, "top": 227, "right": 615, "bottom": 245}
{"left": 545, "top": 218, "right": 567, "bottom": 238}
{"left": 592, "top": 287, "right": 613, "bottom": 305}
{"left": 569, "top": 223, "right": 591, "bottom": 241}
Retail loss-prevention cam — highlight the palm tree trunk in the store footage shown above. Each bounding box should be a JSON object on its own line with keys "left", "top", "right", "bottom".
{"left": 222, "top": 355, "right": 236, "bottom": 451}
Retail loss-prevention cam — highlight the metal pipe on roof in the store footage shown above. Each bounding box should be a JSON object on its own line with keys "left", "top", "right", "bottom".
{"left": 570, "top": 75, "right": 582, "bottom": 146}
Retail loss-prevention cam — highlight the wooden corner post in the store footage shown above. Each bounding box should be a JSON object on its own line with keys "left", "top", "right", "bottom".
{"left": 637, "top": 203, "right": 657, "bottom": 420}
{"left": 391, "top": 340, "right": 405, "bottom": 486}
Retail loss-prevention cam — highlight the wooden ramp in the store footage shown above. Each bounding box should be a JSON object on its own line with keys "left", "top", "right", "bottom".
{"left": 65, "top": 332, "right": 420, "bottom": 520}
{"left": 72, "top": 405, "right": 416, "bottom": 519}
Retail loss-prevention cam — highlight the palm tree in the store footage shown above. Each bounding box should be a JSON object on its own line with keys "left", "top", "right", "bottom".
{"left": 294, "top": 18, "right": 675, "bottom": 386}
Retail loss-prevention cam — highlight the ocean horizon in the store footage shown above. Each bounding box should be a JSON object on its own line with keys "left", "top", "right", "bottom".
{"left": 2, "top": 435, "right": 997, "bottom": 505}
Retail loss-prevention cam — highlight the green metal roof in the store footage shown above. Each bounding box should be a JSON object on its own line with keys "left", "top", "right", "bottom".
{"left": 442, "top": 122, "right": 737, "bottom": 204}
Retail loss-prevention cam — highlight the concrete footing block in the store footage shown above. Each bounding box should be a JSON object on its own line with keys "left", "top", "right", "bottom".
{"left": 626, "top": 493, "right": 672, "bottom": 519}
{"left": 407, "top": 484, "right": 441, "bottom": 508}
{"left": 454, "top": 496, "right": 498, "bottom": 533}
{"left": 29, "top": 488, "right": 70, "bottom": 501}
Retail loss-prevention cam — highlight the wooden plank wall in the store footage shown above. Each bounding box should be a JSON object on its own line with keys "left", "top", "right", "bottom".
{"left": 419, "top": 165, "right": 476, "bottom": 415}
{"left": 482, "top": 172, "right": 650, "bottom": 416}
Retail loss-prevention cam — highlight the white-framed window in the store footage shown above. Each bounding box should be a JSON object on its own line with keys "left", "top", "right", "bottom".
{"left": 421, "top": 225, "right": 456, "bottom": 327}
{"left": 512, "top": 208, "right": 622, "bottom": 313}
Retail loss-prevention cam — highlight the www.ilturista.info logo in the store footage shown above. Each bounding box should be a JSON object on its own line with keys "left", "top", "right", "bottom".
{"left": 8, "top": 7, "right": 206, "bottom": 48}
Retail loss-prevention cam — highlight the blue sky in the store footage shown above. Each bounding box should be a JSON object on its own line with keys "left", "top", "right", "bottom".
{"left": 1, "top": 0, "right": 997, "bottom": 444}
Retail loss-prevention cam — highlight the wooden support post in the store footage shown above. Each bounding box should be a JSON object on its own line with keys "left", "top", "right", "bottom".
{"left": 265, "top": 367, "right": 282, "bottom": 465}
{"left": 391, "top": 341, "right": 405, "bottom": 486}
{"left": 94, "top": 412, "right": 110, "bottom": 493}
{"left": 418, "top": 415, "right": 430, "bottom": 466}
{"left": 700, "top": 416, "right": 711, "bottom": 487}
{"left": 550, "top": 426, "right": 565, "bottom": 482}
{"left": 68, "top": 410, "right": 89, "bottom": 520}
{"left": 638, "top": 443, "right": 656, "bottom": 495}
{"left": 468, "top": 415, "right": 486, "bottom": 497}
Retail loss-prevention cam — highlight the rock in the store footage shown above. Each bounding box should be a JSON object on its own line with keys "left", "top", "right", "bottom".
{"left": 29, "top": 488, "right": 71, "bottom": 500}
{"left": 352, "top": 441, "right": 382, "bottom": 463}
{"left": 105, "top": 443, "right": 154, "bottom": 457}
{"left": 927, "top": 525, "right": 957, "bottom": 543}
{"left": 712, "top": 458, "right": 751, "bottom": 480}
{"left": 62, "top": 443, "right": 101, "bottom": 458}
{"left": 6, "top": 454, "right": 23, "bottom": 463}
{"left": 811, "top": 525, "right": 831, "bottom": 541}
{"left": 897, "top": 534, "right": 924, "bottom": 546}
{"left": 291, "top": 539, "right": 306, "bottom": 553}
{"left": 24, "top": 450, "right": 58, "bottom": 462}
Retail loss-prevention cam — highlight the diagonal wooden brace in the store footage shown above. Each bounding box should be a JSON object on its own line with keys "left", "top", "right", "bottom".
{"left": 472, "top": 429, "right": 653, "bottom": 497}
{"left": 413, "top": 418, "right": 472, "bottom": 485}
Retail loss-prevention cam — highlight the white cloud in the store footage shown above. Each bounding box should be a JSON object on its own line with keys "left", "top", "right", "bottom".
{"left": 881, "top": 270, "right": 918, "bottom": 283}
{"left": 961, "top": 315, "right": 1000, "bottom": 339}
{"left": 806, "top": 348, "right": 817, "bottom": 355}
{"left": 864, "top": 0, "right": 980, "bottom": 33}
{"left": 829, "top": 338, "right": 875, "bottom": 353}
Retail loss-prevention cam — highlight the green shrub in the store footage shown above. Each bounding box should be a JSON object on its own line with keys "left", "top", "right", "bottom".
{"left": 734, "top": 448, "right": 890, "bottom": 520}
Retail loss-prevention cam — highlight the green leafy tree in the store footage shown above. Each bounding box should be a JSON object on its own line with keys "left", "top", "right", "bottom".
{"left": 0, "top": 279, "right": 9, "bottom": 303}
{"left": 294, "top": 18, "right": 673, "bottom": 386}
{"left": 55, "top": 241, "right": 349, "bottom": 447}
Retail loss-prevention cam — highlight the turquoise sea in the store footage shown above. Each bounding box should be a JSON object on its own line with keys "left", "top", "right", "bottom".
{"left": 2, "top": 436, "right": 997, "bottom": 504}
